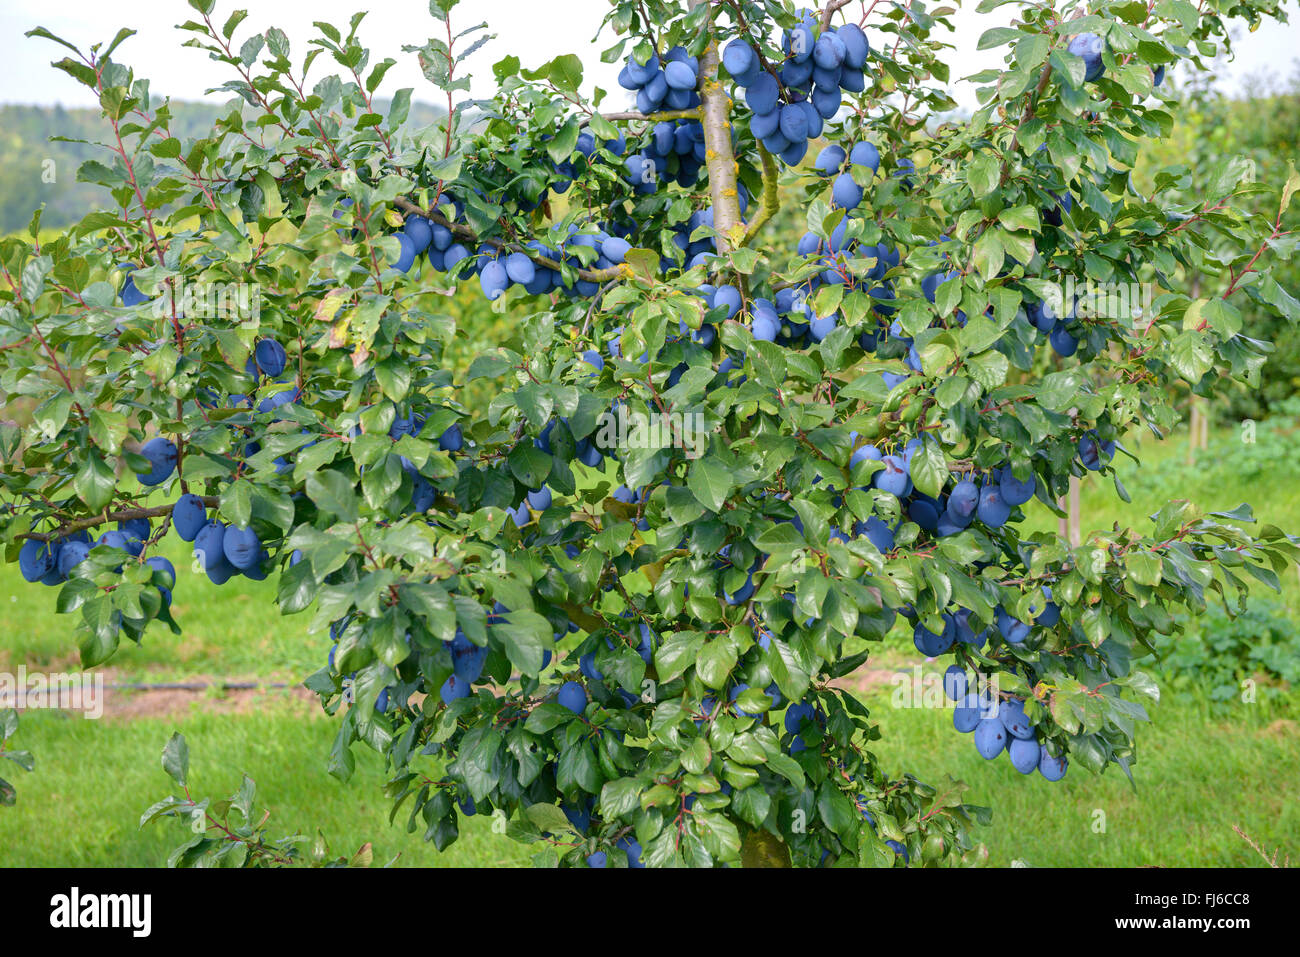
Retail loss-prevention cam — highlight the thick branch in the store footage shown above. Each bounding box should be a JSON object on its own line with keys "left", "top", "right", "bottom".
{"left": 819, "top": 0, "right": 855, "bottom": 30}
{"left": 17, "top": 498, "right": 220, "bottom": 543}
{"left": 582, "top": 108, "right": 701, "bottom": 127}
{"left": 742, "top": 144, "right": 781, "bottom": 247}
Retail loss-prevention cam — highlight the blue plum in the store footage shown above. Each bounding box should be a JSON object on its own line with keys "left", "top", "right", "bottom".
{"left": 974, "top": 717, "right": 1007, "bottom": 759}
{"left": 136, "top": 437, "right": 178, "bottom": 486}
{"left": 558, "top": 680, "right": 587, "bottom": 714}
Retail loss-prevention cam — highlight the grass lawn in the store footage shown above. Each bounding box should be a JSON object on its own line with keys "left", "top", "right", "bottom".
{"left": 0, "top": 704, "right": 532, "bottom": 868}
{"left": 865, "top": 685, "right": 1298, "bottom": 866}
{"left": 1, "top": 419, "right": 1296, "bottom": 866}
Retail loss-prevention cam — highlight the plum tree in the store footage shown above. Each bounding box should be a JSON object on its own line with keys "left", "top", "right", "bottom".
{"left": 1, "top": 0, "right": 1298, "bottom": 869}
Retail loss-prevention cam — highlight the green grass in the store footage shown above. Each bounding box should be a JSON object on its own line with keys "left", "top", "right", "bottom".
{"left": 865, "top": 685, "right": 1298, "bottom": 866}
{"left": 0, "top": 703, "right": 531, "bottom": 867}
{"left": 1, "top": 420, "right": 1297, "bottom": 866}
{"left": 0, "top": 535, "right": 321, "bottom": 684}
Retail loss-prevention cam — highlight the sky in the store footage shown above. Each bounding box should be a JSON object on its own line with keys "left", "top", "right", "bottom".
{"left": 0, "top": 0, "right": 1295, "bottom": 113}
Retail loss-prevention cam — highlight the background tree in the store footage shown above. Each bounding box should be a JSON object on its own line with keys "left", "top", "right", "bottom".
{"left": 2, "top": 0, "right": 1298, "bottom": 867}
{"left": 1134, "top": 66, "right": 1300, "bottom": 431}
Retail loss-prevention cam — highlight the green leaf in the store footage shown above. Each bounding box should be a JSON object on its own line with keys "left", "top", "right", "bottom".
{"left": 687, "top": 456, "right": 732, "bottom": 514}
{"left": 600, "top": 777, "right": 642, "bottom": 820}
{"left": 556, "top": 740, "right": 602, "bottom": 794}
{"left": 74, "top": 453, "right": 117, "bottom": 511}
{"left": 1013, "top": 33, "right": 1049, "bottom": 69}
{"left": 306, "top": 470, "right": 359, "bottom": 522}
{"left": 1127, "top": 551, "right": 1163, "bottom": 587}
{"left": 696, "top": 636, "right": 738, "bottom": 689}
{"left": 32, "top": 391, "right": 73, "bottom": 440}
{"left": 965, "top": 151, "right": 999, "bottom": 199}
{"left": 655, "top": 630, "right": 705, "bottom": 683}
{"left": 467, "top": 352, "right": 511, "bottom": 380}
{"left": 88, "top": 409, "right": 128, "bottom": 455}
{"left": 375, "top": 359, "right": 412, "bottom": 401}
{"left": 508, "top": 444, "right": 552, "bottom": 490}
{"left": 749, "top": 340, "right": 788, "bottom": 388}
{"left": 971, "top": 229, "right": 1005, "bottom": 280}
{"left": 494, "top": 610, "right": 550, "bottom": 676}
{"left": 768, "top": 638, "right": 811, "bottom": 701}
{"left": 908, "top": 440, "right": 947, "bottom": 499}
{"left": 976, "top": 26, "right": 1022, "bottom": 50}
{"left": 998, "top": 205, "right": 1040, "bottom": 232}
{"left": 1167, "top": 331, "right": 1213, "bottom": 383}
{"left": 277, "top": 557, "right": 318, "bottom": 615}
{"left": 1050, "top": 48, "right": 1085, "bottom": 89}
{"left": 220, "top": 480, "right": 253, "bottom": 528}
{"left": 162, "top": 732, "right": 189, "bottom": 787}
{"left": 456, "top": 725, "right": 504, "bottom": 801}
{"left": 765, "top": 751, "right": 805, "bottom": 788}
{"left": 731, "top": 786, "right": 772, "bottom": 827}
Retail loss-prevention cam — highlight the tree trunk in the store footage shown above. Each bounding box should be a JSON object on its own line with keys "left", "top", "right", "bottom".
{"left": 693, "top": 0, "right": 743, "bottom": 255}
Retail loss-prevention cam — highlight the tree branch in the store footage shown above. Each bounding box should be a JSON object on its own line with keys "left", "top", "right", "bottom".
{"left": 582, "top": 108, "right": 701, "bottom": 127}
{"left": 742, "top": 143, "right": 781, "bottom": 247}
{"left": 392, "top": 197, "right": 626, "bottom": 284}
{"left": 819, "top": 0, "right": 856, "bottom": 30}
{"left": 18, "top": 498, "right": 220, "bottom": 543}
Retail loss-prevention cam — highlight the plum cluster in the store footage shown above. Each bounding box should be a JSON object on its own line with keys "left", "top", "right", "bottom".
{"left": 751, "top": 216, "right": 898, "bottom": 350}
{"left": 665, "top": 188, "right": 753, "bottom": 273}
{"left": 624, "top": 118, "right": 708, "bottom": 195}
{"left": 616, "top": 46, "right": 702, "bottom": 114}
{"left": 17, "top": 522, "right": 173, "bottom": 597}
{"left": 19, "top": 328, "right": 468, "bottom": 641}
{"left": 585, "top": 835, "right": 646, "bottom": 868}
{"left": 908, "top": 588, "right": 1059, "bottom": 658}
{"left": 728, "top": 141, "right": 902, "bottom": 350}
{"left": 723, "top": 10, "right": 869, "bottom": 165}
{"left": 946, "top": 672, "right": 1068, "bottom": 781}
{"left": 347, "top": 47, "right": 738, "bottom": 311}
{"left": 616, "top": 46, "right": 707, "bottom": 196}
{"left": 388, "top": 197, "right": 639, "bottom": 302}
{"left": 196, "top": 336, "right": 301, "bottom": 474}
{"left": 1022, "top": 286, "right": 1106, "bottom": 358}
{"left": 187, "top": 509, "right": 271, "bottom": 585}
{"left": 881, "top": 457, "right": 1040, "bottom": 537}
